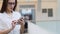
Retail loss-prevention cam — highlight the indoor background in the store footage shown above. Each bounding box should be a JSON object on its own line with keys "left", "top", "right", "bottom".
{"left": 0, "top": 0, "right": 60, "bottom": 34}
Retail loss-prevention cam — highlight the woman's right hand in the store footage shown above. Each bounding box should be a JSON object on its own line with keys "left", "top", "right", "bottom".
{"left": 11, "top": 20, "right": 17, "bottom": 30}
{"left": 0, "top": 20, "right": 17, "bottom": 34}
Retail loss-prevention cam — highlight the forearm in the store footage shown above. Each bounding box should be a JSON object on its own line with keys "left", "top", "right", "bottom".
{"left": 20, "top": 24, "right": 24, "bottom": 34}
{"left": 0, "top": 28, "right": 13, "bottom": 34}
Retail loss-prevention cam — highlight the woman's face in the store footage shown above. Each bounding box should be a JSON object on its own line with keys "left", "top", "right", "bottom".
{"left": 7, "top": 0, "right": 15, "bottom": 12}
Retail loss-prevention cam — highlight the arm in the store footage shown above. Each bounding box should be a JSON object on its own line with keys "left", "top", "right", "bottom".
{"left": 0, "top": 27, "right": 13, "bottom": 34}
{"left": 0, "top": 20, "right": 16, "bottom": 34}
{"left": 20, "top": 23, "right": 24, "bottom": 34}
{"left": 18, "top": 18, "right": 25, "bottom": 34}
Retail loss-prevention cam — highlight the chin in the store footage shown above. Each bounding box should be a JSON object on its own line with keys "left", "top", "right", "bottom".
{"left": 9, "top": 9, "right": 13, "bottom": 11}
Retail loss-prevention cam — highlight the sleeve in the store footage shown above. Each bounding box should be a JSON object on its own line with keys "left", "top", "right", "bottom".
{"left": 0, "top": 14, "right": 7, "bottom": 30}
{"left": 0, "top": 14, "right": 4, "bottom": 30}
{"left": 0, "top": 18, "right": 5, "bottom": 30}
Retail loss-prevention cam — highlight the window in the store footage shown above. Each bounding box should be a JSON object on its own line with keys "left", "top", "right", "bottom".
{"left": 42, "top": 8, "right": 53, "bottom": 17}
{"left": 42, "top": 9, "right": 47, "bottom": 13}
{"left": 48, "top": 8, "right": 53, "bottom": 17}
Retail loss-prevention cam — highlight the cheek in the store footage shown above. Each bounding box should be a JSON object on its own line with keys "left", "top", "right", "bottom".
{"left": 6, "top": 6, "right": 10, "bottom": 10}
{"left": 8, "top": 5, "right": 14, "bottom": 8}
{"left": 7, "top": 5, "right": 15, "bottom": 10}
{"left": 11, "top": 5, "right": 15, "bottom": 8}
{"left": 6, "top": 6, "right": 12, "bottom": 11}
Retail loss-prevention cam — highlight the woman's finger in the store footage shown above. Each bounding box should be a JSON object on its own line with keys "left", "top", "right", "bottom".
{"left": 18, "top": 19, "right": 24, "bottom": 25}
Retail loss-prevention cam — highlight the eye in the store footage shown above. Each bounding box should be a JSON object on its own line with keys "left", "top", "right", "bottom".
{"left": 8, "top": 2, "right": 15, "bottom": 5}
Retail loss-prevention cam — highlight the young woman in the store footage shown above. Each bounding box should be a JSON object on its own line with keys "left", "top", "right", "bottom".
{"left": 0, "top": 0, "right": 24, "bottom": 34}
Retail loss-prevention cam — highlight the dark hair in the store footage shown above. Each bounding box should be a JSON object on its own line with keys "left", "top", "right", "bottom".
{"left": 0, "top": 0, "right": 17, "bottom": 13}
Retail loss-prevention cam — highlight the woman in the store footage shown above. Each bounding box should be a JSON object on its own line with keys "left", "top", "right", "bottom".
{"left": 0, "top": 0, "right": 24, "bottom": 34}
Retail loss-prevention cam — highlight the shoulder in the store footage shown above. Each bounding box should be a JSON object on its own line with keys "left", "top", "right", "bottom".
{"left": 0, "top": 13, "right": 3, "bottom": 15}
{"left": 13, "top": 11, "right": 22, "bottom": 18}
{"left": 13, "top": 11, "right": 21, "bottom": 15}
{"left": 0, "top": 13, "right": 4, "bottom": 22}
{"left": 0, "top": 13, "right": 4, "bottom": 18}
{"left": 0, "top": 12, "right": 10, "bottom": 19}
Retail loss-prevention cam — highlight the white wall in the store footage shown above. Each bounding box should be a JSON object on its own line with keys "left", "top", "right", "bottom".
{"left": 56, "top": 0, "right": 60, "bottom": 34}
{"left": 57, "top": 0, "right": 60, "bottom": 20}
{"left": 36, "top": 0, "right": 57, "bottom": 21}
{"left": 41, "top": 1, "right": 57, "bottom": 20}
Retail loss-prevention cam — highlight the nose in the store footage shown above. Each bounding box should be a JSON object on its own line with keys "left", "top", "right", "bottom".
{"left": 11, "top": 4, "right": 14, "bottom": 7}
{"left": 10, "top": 5, "right": 15, "bottom": 9}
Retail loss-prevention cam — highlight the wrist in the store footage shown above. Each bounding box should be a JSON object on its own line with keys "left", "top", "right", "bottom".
{"left": 10, "top": 27, "right": 14, "bottom": 31}
{"left": 21, "top": 22, "right": 25, "bottom": 25}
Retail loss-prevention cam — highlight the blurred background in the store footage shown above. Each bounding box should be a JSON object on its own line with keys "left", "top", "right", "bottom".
{"left": 0, "top": 0, "right": 60, "bottom": 34}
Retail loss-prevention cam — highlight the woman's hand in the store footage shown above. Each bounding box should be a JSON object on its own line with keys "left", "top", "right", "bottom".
{"left": 11, "top": 20, "right": 17, "bottom": 30}
{"left": 18, "top": 17, "right": 25, "bottom": 25}
{"left": 0, "top": 20, "right": 17, "bottom": 34}
{"left": 18, "top": 17, "right": 25, "bottom": 34}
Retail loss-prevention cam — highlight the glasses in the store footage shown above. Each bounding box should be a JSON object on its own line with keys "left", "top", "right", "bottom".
{"left": 8, "top": 2, "right": 15, "bottom": 5}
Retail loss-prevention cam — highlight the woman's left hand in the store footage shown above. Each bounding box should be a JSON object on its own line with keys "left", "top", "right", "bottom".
{"left": 18, "top": 17, "right": 25, "bottom": 34}
{"left": 18, "top": 17, "right": 25, "bottom": 25}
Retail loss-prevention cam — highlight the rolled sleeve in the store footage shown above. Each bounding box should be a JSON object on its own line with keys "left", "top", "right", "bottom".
{"left": 0, "top": 19, "right": 7, "bottom": 30}
{"left": 0, "top": 20, "right": 4, "bottom": 30}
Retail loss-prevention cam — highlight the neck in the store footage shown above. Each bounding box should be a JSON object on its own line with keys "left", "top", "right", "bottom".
{"left": 6, "top": 10, "right": 12, "bottom": 14}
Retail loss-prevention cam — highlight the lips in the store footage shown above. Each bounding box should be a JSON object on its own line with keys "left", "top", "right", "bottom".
{"left": 10, "top": 8, "right": 13, "bottom": 9}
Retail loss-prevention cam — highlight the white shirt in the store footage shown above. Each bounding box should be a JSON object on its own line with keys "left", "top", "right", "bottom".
{"left": 0, "top": 11, "right": 21, "bottom": 34}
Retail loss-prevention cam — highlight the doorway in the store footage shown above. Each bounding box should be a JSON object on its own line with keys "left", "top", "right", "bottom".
{"left": 19, "top": 5, "right": 36, "bottom": 23}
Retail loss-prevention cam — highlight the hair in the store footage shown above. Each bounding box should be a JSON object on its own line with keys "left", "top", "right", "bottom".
{"left": 0, "top": 0, "right": 17, "bottom": 13}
